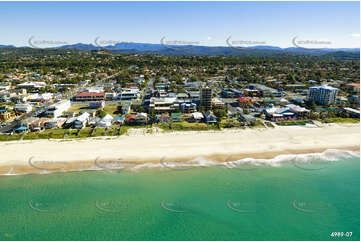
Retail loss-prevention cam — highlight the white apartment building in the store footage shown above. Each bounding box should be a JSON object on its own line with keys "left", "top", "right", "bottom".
{"left": 308, "top": 85, "right": 338, "bottom": 105}
{"left": 45, "top": 100, "right": 71, "bottom": 118}
{"left": 14, "top": 103, "right": 32, "bottom": 113}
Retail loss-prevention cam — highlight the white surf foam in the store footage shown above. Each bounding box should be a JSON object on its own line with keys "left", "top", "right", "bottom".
{"left": 129, "top": 149, "right": 360, "bottom": 170}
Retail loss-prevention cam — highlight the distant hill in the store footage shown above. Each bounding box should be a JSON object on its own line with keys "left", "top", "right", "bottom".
{"left": 0, "top": 45, "right": 15, "bottom": 48}
{"left": 1, "top": 42, "right": 359, "bottom": 58}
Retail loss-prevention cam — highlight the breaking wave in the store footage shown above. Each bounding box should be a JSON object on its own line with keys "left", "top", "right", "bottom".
{"left": 131, "top": 149, "right": 360, "bottom": 170}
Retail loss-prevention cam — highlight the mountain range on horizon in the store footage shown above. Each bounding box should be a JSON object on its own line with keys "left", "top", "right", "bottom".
{"left": 0, "top": 42, "right": 359, "bottom": 58}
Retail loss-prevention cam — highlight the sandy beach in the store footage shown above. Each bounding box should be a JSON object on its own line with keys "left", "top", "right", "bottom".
{"left": 0, "top": 123, "right": 359, "bottom": 175}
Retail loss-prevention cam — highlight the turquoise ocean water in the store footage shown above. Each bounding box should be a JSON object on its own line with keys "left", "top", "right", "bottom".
{"left": 0, "top": 153, "right": 359, "bottom": 241}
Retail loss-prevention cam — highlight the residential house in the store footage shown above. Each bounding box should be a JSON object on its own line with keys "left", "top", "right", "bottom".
{"left": 343, "top": 107, "right": 360, "bottom": 118}
{"left": 17, "top": 81, "right": 46, "bottom": 90}
{"left": 203, "top": 111, "right": 217, "bottom": 124}
{"left": 29, "top": 118, "right": 50, "bottom": 132}
{"left": 285, "top": 104, "right": 310, "bottom": 118}
{"left": 14, "top": 103, "right": 32, "bottom": 113}
{"left": 263, "top": 105, "right": 295, "bottom": 121}
{"left": 125, "top": 115, "right": 136, "bottom": 125}
{"left": 239, "top": 113, "right": 256, "bottom": 123}
{"left": 237, "top": 97, "right": 252, "bottom": 107}
{"left": 158, "top": 113, "right": 170, "bottom": 123}
{"left": 98, "top": 114, "right": 114, "bottom": 128}
{"left": 44, "top": 118, "right": 66, "bottom": 129}
{"left": 171, "top": 113, "right": 181, "bottom": 122}
{"left": 190, "top": 112, "right": 204, "bottom": 122}
{"left": 72, "top": 112, "right": 90, "bottom": 129}
{"left": 135, "top": 113, "right": 148, "bottom": 125}
{"left": 113, "top": 116, "right": 125, "bottom": 125}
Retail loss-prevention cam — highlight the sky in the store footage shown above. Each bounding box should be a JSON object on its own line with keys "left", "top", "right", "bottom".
{"left": 0, "top": 1, "right": 359, "bottom": 48}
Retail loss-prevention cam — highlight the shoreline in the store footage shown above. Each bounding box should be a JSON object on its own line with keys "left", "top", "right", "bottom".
{"left": 0, "top": 123, "right": 359, "bottom": 176}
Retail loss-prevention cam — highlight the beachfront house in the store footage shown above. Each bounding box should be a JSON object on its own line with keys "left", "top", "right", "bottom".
{"left": 72, "top": 112, "right": 90, "bottom": 129}
{"left": 44, "top": 118, "right": 66, "bottom": 129}
{"left": 135, "top": 113, "right": 148, "bottom": 125}
{"left": 238, "top": 113, "right": 256, "bottom": 123}
{"left": 203, "top": 111, "right": 217, "bottom": 124}
{"left": 98, "top": 114, "right": 113, "bottom": 128}
{"left": 171, "top": 113, "right": 181, "bottom": 122}
{"left": 88, "top": 117, "right": 101, "bottom": 127}
{"left": 113, "top": 116, "right": 125, "bottom": 125}
{"left": 263, "top": 105, "right": 295, "bottom": 121}
{"left": 343, "top": 107, "right": 360, "bottom": 118}
{"left": 125, "top": 115, "right": 136, "bottom": 125}
{"left": 190, "top": 112, "right": 204, "bottom": 122}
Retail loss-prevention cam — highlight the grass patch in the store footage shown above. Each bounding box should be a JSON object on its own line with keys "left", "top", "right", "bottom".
{"left": 276, "top": 121, "right": 307, "bottom": 126}
{"left": 0, "top": 134, "right": 22, "bottom": 141}
{"left": 78, "top": 127, "right": 92, "bottom": 138}
{"left": 103, "top": 104, "right": 119, "bottom": 117}
{"left": 323, "top": 117, "right": 360, "bottom": 123}
{"left": 68, "top": 105, "right": 89, "bottom": 115}
{"left": 93, "top": 128, "right": 106, "bottom": 137}
{"left": 23, "top": 129, "right": 67, "bottom": 140}
{"left": 158, "top": 121, "right": 219, "bottom": 131}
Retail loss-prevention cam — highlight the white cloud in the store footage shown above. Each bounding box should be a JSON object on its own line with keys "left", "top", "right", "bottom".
{"left": 351, "top": 33, "right": 360, "bottom": 38}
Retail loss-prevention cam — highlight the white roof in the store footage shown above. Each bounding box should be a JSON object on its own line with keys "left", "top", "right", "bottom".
{"left": 286, "top": 104, "right": 309, "bottom": 112}
{"left": 76, "top": 112, "right": 90, "bottom": 122}
{"left": 192, "top": 112, "right": 204, "bottom": 119}
{"left": 344, "top": 107, "right": 360, "bottom": 114}
{"left": 101, "top": 114, "right": 114, "bottom": 122}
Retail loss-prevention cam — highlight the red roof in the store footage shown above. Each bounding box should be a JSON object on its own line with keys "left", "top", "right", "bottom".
{"left": 74, "top": 92, "right": 105, "bottom": 97}
{"left": 126, "top": 115, "right": 136, "bottom": 121}
{"left": 238, "top": 97, "right": 252, "bottom": 103}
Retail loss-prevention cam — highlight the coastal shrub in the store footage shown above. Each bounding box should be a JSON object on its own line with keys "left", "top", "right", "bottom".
{"left": 276, "top": 121, "right": 307, "bottom": 126}
{"left": 0, "top": 134, "right": 21, "bottom": 141}
{"left": 323, "top": 117, "right": 359, "bottom": 123}
{"left": 78, "top": 127, "right": 92, "bottom": 138}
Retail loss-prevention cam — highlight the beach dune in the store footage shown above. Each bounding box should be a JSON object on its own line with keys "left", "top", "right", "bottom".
{"left": 0, "top": 123, "right": 359, "bottom": 175}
